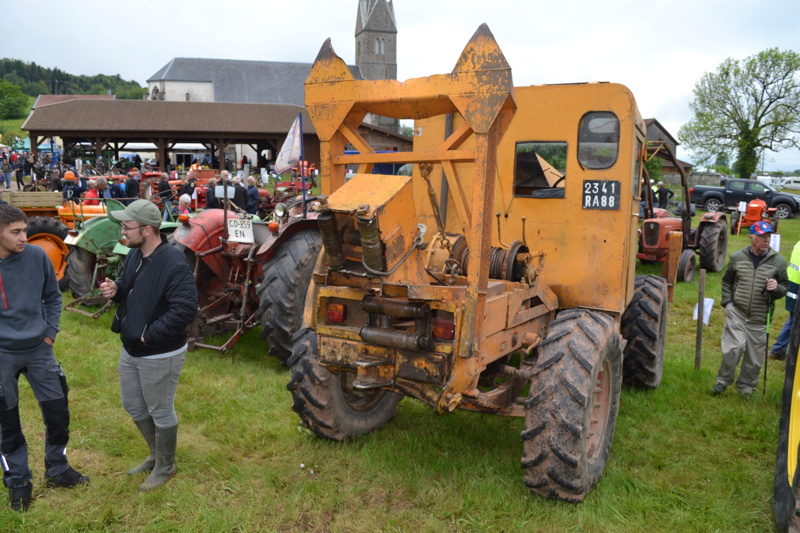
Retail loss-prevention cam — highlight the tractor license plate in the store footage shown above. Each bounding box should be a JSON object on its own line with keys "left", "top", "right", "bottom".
{"left": 227, "top": 218, "right": 254, "bottom": 243}
{"left": 582, "top": 180, "right": 620, "bottom": 210}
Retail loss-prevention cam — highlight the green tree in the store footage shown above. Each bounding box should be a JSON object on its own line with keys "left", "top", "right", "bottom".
{"left": 678, "top": 48, "right": 800, "bottom": 179}
{"left": 0, "top": 79, "right": 29, "bottom": 119}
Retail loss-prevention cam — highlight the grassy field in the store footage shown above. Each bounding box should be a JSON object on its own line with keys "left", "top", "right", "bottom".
{"left": 2, "top": 211, "right": 797, "bottom": 532}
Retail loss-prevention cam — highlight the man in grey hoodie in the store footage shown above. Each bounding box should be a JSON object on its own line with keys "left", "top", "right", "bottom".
{"left": 0, "top": 204, "right": 88, "bottom": 512}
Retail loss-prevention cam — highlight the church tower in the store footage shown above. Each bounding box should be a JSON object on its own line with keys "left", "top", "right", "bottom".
{"left": 355, "top": 0, "right": 398, "bottom": 131}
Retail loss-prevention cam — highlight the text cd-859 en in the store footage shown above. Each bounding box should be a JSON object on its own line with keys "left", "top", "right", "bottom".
{"left": 229, "top": 218, "right": 251, "bottom": 229}
{"left": 582, "top": 180, "right": 621, "bottom": 210}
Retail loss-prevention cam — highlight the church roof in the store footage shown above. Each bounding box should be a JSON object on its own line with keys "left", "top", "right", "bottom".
{"left": 356, "top": 0, "right": 397, "bottom": 33}
{"left": 147, "top": 58, "right": 363, "bottom": 106}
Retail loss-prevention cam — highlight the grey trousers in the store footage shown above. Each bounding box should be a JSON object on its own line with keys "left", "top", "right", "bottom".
{"left": 716, "top": 304, "right": 768, "bottom": 394}
{"left": 0, "top": 342, "right": 72, "bottom": 486}
{"left": 117, "top": 348, "right": 185, "bottom": 428}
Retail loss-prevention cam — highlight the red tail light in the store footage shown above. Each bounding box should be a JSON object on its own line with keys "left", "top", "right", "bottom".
{"left": 432, "top": 318, "right": 455, "bottom": 340}
{"left": 327, "top": 303, "right": 347, "bottom": 323}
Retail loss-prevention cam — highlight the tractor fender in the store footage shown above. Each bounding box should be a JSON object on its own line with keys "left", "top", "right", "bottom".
{"left": 699, "top": 211, "right": 726, "bottom": 225}
{"left": 63, "top": 216, "right": 121, "bottom": 255}
{"left": 255, "top": 217, "right": 320, "bottom": 264}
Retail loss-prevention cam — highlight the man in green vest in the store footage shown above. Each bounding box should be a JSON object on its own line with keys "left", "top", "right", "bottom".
{"left": 712, "top": 220, "right": 788, "bottom": 397}
{"left": 769, "top": 240, "right": 800, "bottom": 361}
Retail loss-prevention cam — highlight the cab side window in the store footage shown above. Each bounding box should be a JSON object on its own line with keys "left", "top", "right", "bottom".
{"left": 513, "top": 141, "right": 567, "bottom": 198}
{"left": 578, "top": 112, "right": 619, "bottom": 169}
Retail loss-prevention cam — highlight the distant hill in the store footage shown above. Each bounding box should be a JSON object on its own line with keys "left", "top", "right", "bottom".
{"left": 0, "top": 58, "right": 147, "bottom": 100}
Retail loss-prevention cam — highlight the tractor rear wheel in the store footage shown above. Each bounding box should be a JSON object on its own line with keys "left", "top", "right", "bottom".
{"left": 521, "top": 309, "right": 622, "bottom": 502}
{"left": 26, "top": 216, "right": 70, "bottom": 291}
{"left": 620, "top": 275, "right": 667, "bottom": 389}
{"left": 65, "top": 247, "right": 107, "bottom": 306}
{"left": 773, "top": 328, "right": 800, "bottom": 533}
{"left": 287, "top": 328, "right": 402, "bottom": 440}
{"left": 256, "top": 230, "right": 322, "bottom": 363}
{"left": 698, "top": 220, "right": 728, "bottom": 272}
{"left": 677, "top": 249, "right": 696, "bottom": 283}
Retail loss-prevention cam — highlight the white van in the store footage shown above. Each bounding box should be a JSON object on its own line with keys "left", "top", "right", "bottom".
{"left": 782, "top": 177, "right": 800, "bottom": 190}
{"left": 756, "top": 175, "right": 786, "bottom": 189}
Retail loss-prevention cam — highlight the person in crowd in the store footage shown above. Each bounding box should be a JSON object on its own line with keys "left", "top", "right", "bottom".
{"left": 175, "top": 194, "right": 192, "bottom": 216}
{"left": 83, "top": 180, "right": 100, "bottom": 205}
{"left": 656, "top": 182, "right": 674, "bottom": 210}
{"left": 204, "top": 178, "right": 220, "bottom": 209}
{"left": 0, "top": 204, "right": 89, "bottom": 511}
{"left": 99, "top": 200, "right": 197, "bottom": 492}
{"left": 62, "top": 171, "right": 87, "bottom": 202}
{"left": 125, "top": 172, "right": 140, "bottom": 205}
{"left": 1, "top": 157, "right": 11, "bottom": 189}
{"left": 769, "top": 240, "right": 800, "bottom": 361}
{"left": 95, "top": 156, "right": 106, "bottom": 175}
{"left": 712, "top": 221, "right": 788, "bottom": 397}
{"left": 96, "top": 177, "right": 125, "bottom": 201}
{"left": 232, "top": 176, "right": 247, "bottom": 212}
{"left": 246, "top": 176, "right": 260, "bottom": 215}
{"left": 157, "top": 173, "right": 175, "bottom": 221}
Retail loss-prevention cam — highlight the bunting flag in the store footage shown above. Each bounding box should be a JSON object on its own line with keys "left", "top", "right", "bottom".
{"left": 274, "top": 114, "right": 302, "bottom": 175}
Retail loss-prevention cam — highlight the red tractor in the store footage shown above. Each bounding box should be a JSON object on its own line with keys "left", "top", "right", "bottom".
{"left": 729, "top": 198, "right": 779, "bottom": 235}
{"left": 170, "top": 193, "right": 320, "bottom": 359}
{"left": 637, "top": 142, "right": 728, "bottom": 285}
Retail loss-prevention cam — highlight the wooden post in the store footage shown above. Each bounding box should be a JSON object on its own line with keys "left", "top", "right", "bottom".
{"left": 695, "top": 269, "right": 706, "bottom": 370}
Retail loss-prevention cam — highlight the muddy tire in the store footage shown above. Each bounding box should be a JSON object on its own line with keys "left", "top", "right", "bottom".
{"left": 620, "top": 275, "right": 667, "bottom": 389}
{"left": 26, "top": 216, "right": 70, "bottom": 291}
{"left": 521, "top": 309, "right": 623, "bottom": 502}
{"left": 677, "top": 248, "right": 696, "bottom": 283}
{"left": 698, "top": 221, "right": 728, "bottom": 272}
{"left": 287, "top": 328, "right": 402, "bottom": 440}
{"left": 65, "top": 247, "right": 107, "bottom": 306}
{"left": 773, "top": 318, "right": 800, "bottom": 533}
{"left": 256, "top": 230, "right": 322, "bottom": 363}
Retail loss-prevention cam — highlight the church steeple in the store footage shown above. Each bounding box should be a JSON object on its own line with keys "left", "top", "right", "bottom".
{"left": 355, "top": 0, "right": 397, "bottom": 82}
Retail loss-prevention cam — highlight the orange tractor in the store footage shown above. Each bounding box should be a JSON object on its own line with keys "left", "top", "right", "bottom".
{"left": 637, "top": 142, "right": 728, "bottom": 285}
{"left": 286, "top": 25, "right": 668, "bottom": 502}
{"left": 729, "top": 198, "right": 779, "bottom": 235}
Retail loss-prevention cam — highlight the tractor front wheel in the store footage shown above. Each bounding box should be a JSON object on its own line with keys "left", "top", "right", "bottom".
{"left": 677, "top": 249, "right": 696, "bottom": 283}
{"left": 620, "top": 275, "right": 667, "bottom": 389}
{"left": 287, "top": 328, "right": 402, "bottom": 440}
{"left": 521, "top": 309, "right": 622, "bottom": 502}
{"left": 65, "top": 247, "right": 107, "bottom": 306}
{"left": 698, "top": 220, "right": 728, "bottom": 272}
{"left": 256, "top": 230, "right": 322, "bottom": 363}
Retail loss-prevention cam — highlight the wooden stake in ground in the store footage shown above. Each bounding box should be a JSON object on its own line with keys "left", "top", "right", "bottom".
{"left": 695, "top": 269, "right": 706, "bottom": 370}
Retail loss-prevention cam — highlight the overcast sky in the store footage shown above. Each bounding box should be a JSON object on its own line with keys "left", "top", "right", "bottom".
{"left": 5, "top": 0, "right": 800, "bottom": 171}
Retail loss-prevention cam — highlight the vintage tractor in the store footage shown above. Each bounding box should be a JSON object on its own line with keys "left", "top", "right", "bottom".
{"left": 286, "top": 25, "right": 668, "bottom": 502}
{"left": 637, "top": 142, "right": 728, "bottom": 285}
{"left": 729, "top": 198, "right": 779, "bottom": 235}
{"left": 170, "top": 189, "right": 320, "bottom": 357}
{"left": 63, "top": 199, "right": 180, "bottom": 313}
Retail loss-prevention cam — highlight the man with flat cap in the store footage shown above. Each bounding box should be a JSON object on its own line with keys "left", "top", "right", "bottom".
{"left": 99, "top": 200, "right": 197, "bottom": 491}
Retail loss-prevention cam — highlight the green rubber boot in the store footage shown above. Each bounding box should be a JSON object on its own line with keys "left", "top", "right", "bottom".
{"left": 128, "top": 417, "right": 156, "bottom": 475}
{"left": 139, "top": 424, "right": 177, "bottom": 492}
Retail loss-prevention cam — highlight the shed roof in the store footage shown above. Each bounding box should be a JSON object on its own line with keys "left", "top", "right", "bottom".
{"left": 33, "top": 94, "right": 116, "bottom": 108}
{"left": 22, "top": 99, "right": 315, "bottom": 142}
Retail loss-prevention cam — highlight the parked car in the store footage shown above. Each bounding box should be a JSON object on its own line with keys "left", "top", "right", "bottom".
{"left": 689, "top": 178, "right": 800, "bottom": 218}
